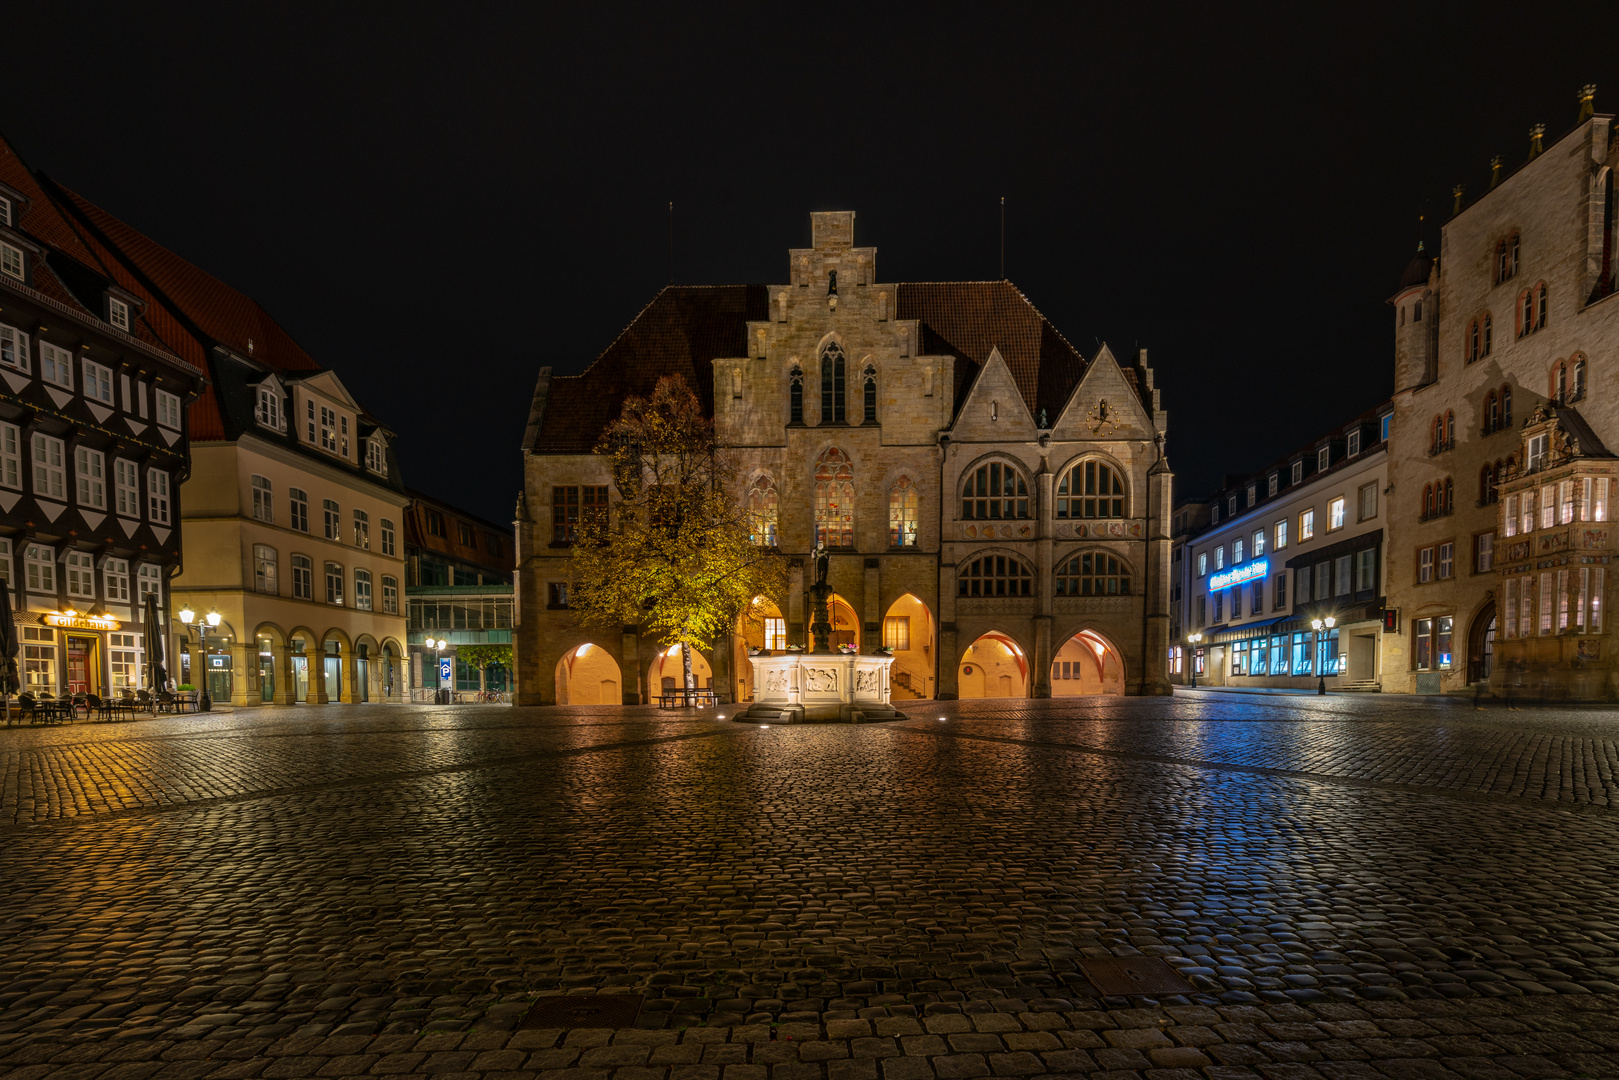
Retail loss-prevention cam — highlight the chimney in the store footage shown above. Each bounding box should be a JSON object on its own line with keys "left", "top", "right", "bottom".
{"left": 1488, "top": 156, "right": 1504, "bottom": 190}
{"left": 1528, "top": 123, "right": 1545, "bottom": 160}
{"left": 1579, "top": 84, "right": 1596, "bottom": 123}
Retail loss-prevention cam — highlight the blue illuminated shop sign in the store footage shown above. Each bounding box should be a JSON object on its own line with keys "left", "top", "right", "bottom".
{"left": 1208, "top": 557, "right": 1268, "bottom": 591}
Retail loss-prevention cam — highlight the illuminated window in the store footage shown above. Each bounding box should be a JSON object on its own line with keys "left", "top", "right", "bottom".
{"left": 251, "top": 475, "right": 273, "bottom": 523}
{"left": 764, "top": 617, "right": 786, "bottom": 650}
{"left": 748, "top": 475, "right": 779, "bottom": 546}
{"left": 889, "top": 476, "right": 919, "bottom": 547}
{"left": 254, "top": 545, "right": 278, "bottom": 595}
{"left": 1328, "top": 497, "right": 1345, "bottom": 530}
{"left": 1274, "top": 519, "right": 1288, "bottom": 549}
{"left": 814, "top": 447, "right": 855, "bottom": 547}
{"left": 1299, "top": 509, "right": 1315, "bottom": 541}
{"left": 882, "top": 616, "right": 910, "bottom": 651}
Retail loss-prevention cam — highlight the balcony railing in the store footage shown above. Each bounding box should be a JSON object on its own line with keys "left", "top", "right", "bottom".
{"left": 1427, "top": 437, "right": 1456, "bottom": 457}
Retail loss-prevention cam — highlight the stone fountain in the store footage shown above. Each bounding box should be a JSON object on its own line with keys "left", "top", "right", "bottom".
{"left": 734, "top": 547, "right": 900, "bottom": 724}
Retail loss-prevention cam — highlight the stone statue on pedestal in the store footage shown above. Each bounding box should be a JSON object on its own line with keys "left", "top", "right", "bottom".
{"left": 809, "top": 544, "right": 833, "bottom": 654}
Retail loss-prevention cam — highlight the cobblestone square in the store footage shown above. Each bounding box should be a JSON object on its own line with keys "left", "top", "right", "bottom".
{"left": 3, "top": 691, "right": 1619, "bottom": 1078}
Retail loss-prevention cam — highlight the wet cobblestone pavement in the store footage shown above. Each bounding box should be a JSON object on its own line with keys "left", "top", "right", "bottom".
{"left": 4, "top": 692, "right": 1619, "bottom": 1078}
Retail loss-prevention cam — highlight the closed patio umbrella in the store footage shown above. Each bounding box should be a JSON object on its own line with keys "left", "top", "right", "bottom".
{"left": 143, "top": 592, "right": 168, "bottom": 707}
{"left": 0, "top": 580, "right": 17, "bottom": 723}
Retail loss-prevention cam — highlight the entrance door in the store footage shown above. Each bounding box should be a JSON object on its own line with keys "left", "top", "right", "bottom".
{"left": 292, "top": 655, "right": 308, "bottom": 703}
{"left": 260, "top": 654, "right": 275, "bottom": 702}
{"left": 66, "top": 636, "right": 97, "bottom": 695}
{"left": 324, "top": 655, "right": 341, "bottom": 701}
{"left": 207, "top": 653, "right": 231, "bottom": 703}
{"left": 357, "top": 658, "right": 369, "bottom": 702}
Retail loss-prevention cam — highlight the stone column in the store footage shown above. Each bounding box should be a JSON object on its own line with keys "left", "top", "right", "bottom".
{"left": 272, "top": 645, "right": 294, "bottom": 705}
{"left": 341, "top": 646, "right": 360, "bottom": 703}
{"left": 230, "top": 641, "right": 254, "bottom": 706}
{"left": 309, "top": 646, "right": 329, "bottom": 704}
{"left": 863, "top": 558, "right": 881, "bottom": 649}
{"left": 1031, "top": 616, "right": 1053, "bottom": 698}
{"left": 622, "top": 626, "right": 641, "bottom": 705}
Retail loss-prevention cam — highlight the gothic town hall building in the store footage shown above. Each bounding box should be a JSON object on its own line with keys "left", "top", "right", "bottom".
{"left": 514, "top": 212, "right": 1172, "bottom": 705}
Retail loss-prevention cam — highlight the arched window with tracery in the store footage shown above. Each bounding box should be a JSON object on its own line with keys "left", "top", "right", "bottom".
{"left": 1518, "top": 290, "right": 1533, "bottom": 336}
{"left": 1054, "top": 551, "right": 1133, "bottom": 596}
{"left": 814, "top": 447, "right": 855, "bottom": 547}
{"left": 1536, "top": 283, "right": 1548, "bottom": 330}
{"left": 1422, "top": 483, "right": 1434, "bottom": 519}
{"left": 1485, "top": 390, "right": 1499, "bottom": 434}
{"left": 1483, "top": 313, "right": 1492, "bottom": 355}
{"left": 1468, "top": 320, "right": 1480, "bottom": 362}
{"left": 888, "top": 475, "right": 918, "bottom": 548}
{"left": 747, "top": 475, "right": 779, "bottom": 547}
{"left": 961, "top": 461, "right": 1030, "bottom": 520}
{"left": 958, "top": 553, "right": 1034, "bottom": 597}
{"left": 1055, "top": 459, "right": 1126, "bottom": 519}
{"left": 1445, "top": 410, "right": 1455, "bottom": 447}
{"left": 789, "top": 365, "right": 803, "bottom": 424}
{"left": 820, "top": 343, "right": 846, "bottom": 424}
{"left": 862, "top": 364, "right": 877, "bottom": 423}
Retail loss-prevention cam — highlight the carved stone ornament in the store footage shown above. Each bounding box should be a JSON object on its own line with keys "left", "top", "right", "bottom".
{"left": 764, "top": 670, "right": 788, "bottom": 693}
{"left": 855, "top": 669, "right": 879, "bottom": 694}
{"left": 804, "top": 668, "right": 838, "bottom": 693}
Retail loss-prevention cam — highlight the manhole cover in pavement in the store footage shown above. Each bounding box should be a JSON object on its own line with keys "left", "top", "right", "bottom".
{"left": 1078, "top": 957, "right": 1195, "bottom": 996}
{"left": 520, "top": 994, "right": 644, "bottom": 1030}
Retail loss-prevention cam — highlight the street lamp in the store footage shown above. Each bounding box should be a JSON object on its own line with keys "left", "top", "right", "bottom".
{"left": 177, "top": 608, "right": 222, "bottom": 710}
{"left": 1310, "top": 615, "right": 1337, "bottom": 695}
{"left": 1187, "top": 632, "right": 1203, "bottom": 688}
{"left": 428, "top": 638, "right": 450, "bottom": 704}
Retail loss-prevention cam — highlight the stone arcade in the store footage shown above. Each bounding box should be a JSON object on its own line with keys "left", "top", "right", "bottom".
{"left": 515, "top": 212, "right": 1172, "bottom": 705}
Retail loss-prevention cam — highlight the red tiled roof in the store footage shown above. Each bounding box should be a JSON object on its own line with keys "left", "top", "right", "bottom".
{"left": 54, "top": 186, "right": 321, "bottom": 376}
{"left": 529, "top": 281, "right": 1112, "bottom": 452}
{"left": 534, "top": 285, "right": 769, "bottom": 453}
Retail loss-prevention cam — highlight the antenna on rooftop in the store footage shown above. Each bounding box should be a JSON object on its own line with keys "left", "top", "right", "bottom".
{"left": 1000, "top": 196, "right": 1006, "bottom": 280}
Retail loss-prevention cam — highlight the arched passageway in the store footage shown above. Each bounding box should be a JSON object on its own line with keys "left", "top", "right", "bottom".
{"left": 556, "top": 644, "right": 623, "bottom": 704}
{"left": 827, "top": 593, "right": 859, "bottom": 650}
{"left": 736, "top": 597, "right": 786, "bottom": 702}
{"left": 649, "top": 644, "right": 712, "bottom": 697}
{"left": 957, "top": 632, "right": 1027, "bottom": 698}
{"left": 1051, "top": 629, "right": 1126, "bottom": 696}
{"left": 883, "top": 593, "right": 934, "bottom": 699}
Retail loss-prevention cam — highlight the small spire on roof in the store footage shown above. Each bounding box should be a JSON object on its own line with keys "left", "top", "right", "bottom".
{"left": 1489, "top": 155, "right": 1504, "bottom": 190}
{"left": 1579, "top": 84, "right": 1597, "bottom": 123}
{"left": 1528, "top": 123, "right": 1545, "bottom": 160}
{"left": 1451, "top": 184, "right": 1466, "bottom": 216}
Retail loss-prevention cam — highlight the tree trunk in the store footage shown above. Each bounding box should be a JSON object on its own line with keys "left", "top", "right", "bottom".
{"left": 682, "top": 642, "right": 694, "bottom": 691}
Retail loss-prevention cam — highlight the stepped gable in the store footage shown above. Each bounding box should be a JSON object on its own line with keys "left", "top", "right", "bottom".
{"left": 531, "top": 279, "right": 1126, "bottom": 451}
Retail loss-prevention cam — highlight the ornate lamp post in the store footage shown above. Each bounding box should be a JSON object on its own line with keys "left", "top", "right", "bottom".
{"left": 1187, "top": 632, "right": 1203, "bottom": 688}
{"left": 1310, "top": 615, "right": 1337, "bottom": 695}
{"left": 177, "top": 607, "right": 222, "bottom": 710}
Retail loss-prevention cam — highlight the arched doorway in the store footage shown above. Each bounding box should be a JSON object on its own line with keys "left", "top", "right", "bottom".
{"left": 649, "top": 644, "right": 713, "bottom": 697}
{"left": 555, "top": 644, "right": 623, "bottom": 705}
{"left": 1052, "top": 629, "right": 1126, "bottom": 696}
{"left": 1469, "top": 601, "right": 1496, "bottom": 684}
{"left": 736, "top": 597, "right": 787, "bottom": 702}
{"left": 827, "top": 593, "right": 859, "bottom": 650}
{"left": 958, "top": 632, "right": 1028, "bottom": 698}
{"left": 883, "top": 593, "right": 934, "bottom": 699}
{"left": 321, "top": 632, "right": 349, "bottom": 702}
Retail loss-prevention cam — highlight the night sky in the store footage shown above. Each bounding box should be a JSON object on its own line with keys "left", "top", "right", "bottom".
{"left": 7, "top": 5, "right": 1619, "bottom": 523}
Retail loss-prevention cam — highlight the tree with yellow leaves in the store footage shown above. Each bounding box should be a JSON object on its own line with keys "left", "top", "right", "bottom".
{"left": 569, "top": 375, "right": 787, "bottom": 695}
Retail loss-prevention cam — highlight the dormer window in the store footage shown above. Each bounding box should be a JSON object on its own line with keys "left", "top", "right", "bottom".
{"left": 1526, "top": 432, "right": 1548, "bottom": 473}
{"left": 108, "top": 297, "right": 130, "bottom": 331}
{"left": 255, "top": 384, "right": 284, "bottom": 431}
{"left": 365, "top": 437, "right": 388, "bottom": 476}
{"left": 320, "top": 406, "right": 337, "bottom": 451}
{"left": 1347, "top": 430, "right": 1361, "bottom": 457}
{"left": 0, "top": 196, "right": 11, "bottom": 226}
{"left": 340, "top": 416, "right": 350, "bottom": 458}
{"left": 0, "top": 241, "right": 22, "bottom": 281}
{"left": 1317, "top": 446, "right": 1330, "bottom": 472}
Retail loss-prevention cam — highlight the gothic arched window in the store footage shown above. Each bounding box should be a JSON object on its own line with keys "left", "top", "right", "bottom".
{"left": 1055, "top": 460, "right": 1126, "bottom": 520}
{"left": 1574, "top": 356, "right": 1587, "bottom": 401}
{"left": 789, "top": 365, "right": 803, "bottom": 424}
{"left": 888, "top": 476, "right": 918, "bottom": 548}
{"left": 862, "top": 364, "right": 877, "bottom": 423}
{"left": 1483, "top": 313, "right": 1492, "bottom": 355}
{"left": 1502, "top": 385, "right": 1512, "bottom": 428}
{"left": 747, "top": 475, "right": 779, "bottom": 547}
{"left": 1485, "top": 390, "right": 1499, "bottom": 434}
{"left": 814, "top": 447, "right": 855, "bottom": 547}
{"left": 957, "top": 553, "right": 1034, "bottom": 597}
{"left": 820, "top": 343, "right": 846, "bottom": 424}
{"left": 961, "top": 461, "right": 1030, "bottom": 520}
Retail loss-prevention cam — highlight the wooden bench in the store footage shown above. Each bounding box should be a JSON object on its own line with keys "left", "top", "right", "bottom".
{"left": 656, "top": 688, "right": 717, "bottom": 708}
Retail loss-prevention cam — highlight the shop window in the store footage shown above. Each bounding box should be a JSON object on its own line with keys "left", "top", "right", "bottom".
{"left": 1414, "top": 616, "right": 1453, "bottom": 671}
